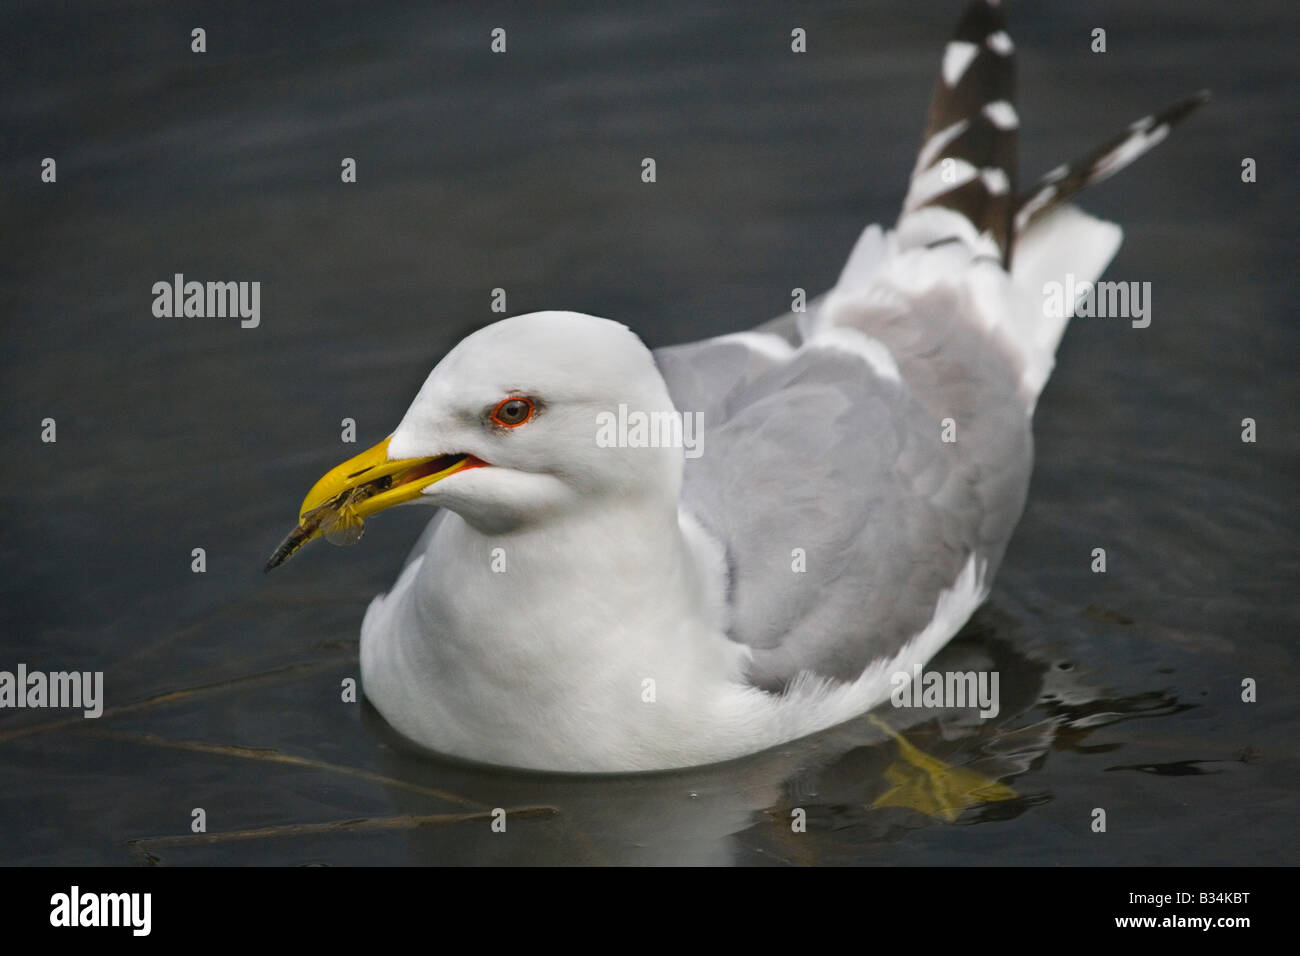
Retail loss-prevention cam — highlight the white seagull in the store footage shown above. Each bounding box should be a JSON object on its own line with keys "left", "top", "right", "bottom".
{"left": 268, "top": 1, "right": 1204, "bottom": 772}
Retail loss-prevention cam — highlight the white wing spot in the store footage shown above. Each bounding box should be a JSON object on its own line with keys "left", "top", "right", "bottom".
{"left": 980, "top": 167, "right": 1010, "bottom": 195}
{"left": 942, "top": 41, "right": 979, "bottom": 86}
{"left": 904, "top": 158, "right": 977, "bottom": 210}
{"left": 1091, "top": 124, "right": 1170, "bottom": 184}
{"left": 914, "top": 119, "right": 970, "bottom": 174}
{"left": 987, "top": 31, "right": 1014, "bottom": 55}
{"left": 1013, "top": 184, "right": 1056, "bottom": 232}
{"left": 982, "top": 100, "right": 1019, "bottom": 130}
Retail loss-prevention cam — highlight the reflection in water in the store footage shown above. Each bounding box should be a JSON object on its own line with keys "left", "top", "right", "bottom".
{"left": 867, "top": 714, "right": 1018, "bottom": 823}
{"left": 84, "top": 606, "right": 1194, "bottom": 866}
{"left": 1105, "top": 761, "right": 1221, "bottom": 777}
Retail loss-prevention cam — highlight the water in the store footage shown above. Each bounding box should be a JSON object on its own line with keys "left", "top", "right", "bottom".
{"left": 1, "top": 0, "right": 1296, "bottom": 865}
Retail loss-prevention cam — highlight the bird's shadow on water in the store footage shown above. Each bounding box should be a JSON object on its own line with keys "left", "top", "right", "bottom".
{"left": 89, "top": 604, "right": 1188, "bottom": 865}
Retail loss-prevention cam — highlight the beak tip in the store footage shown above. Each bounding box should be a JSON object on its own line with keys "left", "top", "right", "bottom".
{"left": 265, "top": 528, "right": 305, "bottom": 573}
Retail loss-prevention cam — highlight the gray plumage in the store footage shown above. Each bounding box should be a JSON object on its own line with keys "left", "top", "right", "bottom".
{"left": 658, "top": 280, "right": 1032, "bottom": 690}
{"left": 654, "top": 0, "right": 1204, "bottom": 692}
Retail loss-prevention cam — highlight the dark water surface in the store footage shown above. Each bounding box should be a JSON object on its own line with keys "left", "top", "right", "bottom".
{"left": 2, "top": 1, "right": 1296, "bottom": 864}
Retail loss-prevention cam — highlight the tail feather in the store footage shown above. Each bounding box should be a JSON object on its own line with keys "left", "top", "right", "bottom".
{"left": 1013, "top": 91, "right": 1211, "bottom": 233}
{"left": 900, "top": 0, "right": 1017, "bottom": 264}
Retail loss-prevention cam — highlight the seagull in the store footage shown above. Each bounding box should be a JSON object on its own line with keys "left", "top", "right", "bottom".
{"left": 268, "top": 0, "right": 1205, "bottom": 772}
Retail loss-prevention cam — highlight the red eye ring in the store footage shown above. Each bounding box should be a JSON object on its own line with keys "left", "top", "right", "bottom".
{"left": 490, "top": 396, "right": 534, "bottom": 427}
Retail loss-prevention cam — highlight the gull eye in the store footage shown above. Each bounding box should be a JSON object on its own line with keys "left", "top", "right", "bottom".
{"left": 490, "top": 397, "right": 534, "bottom": 427}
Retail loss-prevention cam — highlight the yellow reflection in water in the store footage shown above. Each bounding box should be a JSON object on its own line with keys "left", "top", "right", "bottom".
{"left": 867, "top": 714, "right": 1017, "bottom": 823}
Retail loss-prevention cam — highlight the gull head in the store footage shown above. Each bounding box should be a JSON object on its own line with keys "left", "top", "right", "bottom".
{"left": 266, "top": 311, "right": 683, "bottom": 567}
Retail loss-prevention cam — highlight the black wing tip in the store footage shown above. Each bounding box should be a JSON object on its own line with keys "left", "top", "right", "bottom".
{"left": 1165, "top": 88, "right": 1212, "bottom": 121}
{"left": 903, "top": 0, "right": 1018, "bottom": 261}
{"left": 954, "top": 0, "right": 1007, "bottom": 38}
{"left": 1145, "top": 89, "right": 1211, "bottom": 130}
{"left": 1012, "top": 88, "right": 1210, "bottom": 233}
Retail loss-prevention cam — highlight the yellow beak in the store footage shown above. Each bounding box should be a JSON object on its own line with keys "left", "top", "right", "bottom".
{"left": 265, "top": 436, "right": 474, "bottom": 571}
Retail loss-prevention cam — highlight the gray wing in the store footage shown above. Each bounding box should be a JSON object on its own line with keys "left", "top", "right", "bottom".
{"left": 654, "top": 283, "right": 1033, "bottom": 691}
